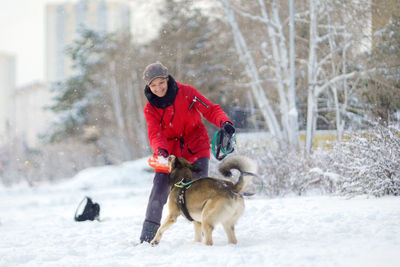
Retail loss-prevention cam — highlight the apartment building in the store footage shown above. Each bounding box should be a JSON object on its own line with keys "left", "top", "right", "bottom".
{"left": 45, "top": 0, "right": 131, "bottom": 83}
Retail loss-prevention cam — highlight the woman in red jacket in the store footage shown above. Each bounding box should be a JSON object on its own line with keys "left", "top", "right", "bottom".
{"left": 139, "top": 62, "right": 235, "bottom": 243}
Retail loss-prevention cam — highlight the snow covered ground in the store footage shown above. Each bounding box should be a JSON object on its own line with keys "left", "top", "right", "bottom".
{"left": 1, "top": 157, "right": 400, "bottom": 267}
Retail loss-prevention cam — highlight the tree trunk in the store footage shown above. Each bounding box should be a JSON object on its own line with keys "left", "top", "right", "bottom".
{"left": 109, "top": 61, "right": 132, "bottom": 160}
{"left": 288, "top": 0, "right": 299, "bottom": 146}
{"left": 220, "top": 0, "right": 282, "bottom": 140}
{"left": 132, "top": 71, "right": 149, "bottom": 156}
{"left": 305, "top": 0, "right": 318, "bottom": 152}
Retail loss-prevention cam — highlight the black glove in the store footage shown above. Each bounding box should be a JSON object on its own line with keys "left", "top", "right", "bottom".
{"left": 213, "top": 122, "right": 236, "bottom": 161}
{"left": 222, "top": 122, "right": 235, "bottom": 138}
{"left": 157, "top": 148, "right": 169, "bottom": 158}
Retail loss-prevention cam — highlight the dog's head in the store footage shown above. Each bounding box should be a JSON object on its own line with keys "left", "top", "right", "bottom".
{"left": 168, "top": 156, "right": 201, "bottom": 185}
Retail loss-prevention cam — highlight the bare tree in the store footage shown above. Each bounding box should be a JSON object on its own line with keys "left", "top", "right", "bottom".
{"left": 220, "top": 0, "right": 372, "bottom": 152}
{"left": 220, "top": 0, "right": 287, "bottom": 144}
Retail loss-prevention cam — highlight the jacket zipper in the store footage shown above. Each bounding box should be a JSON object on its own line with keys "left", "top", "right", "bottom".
{"left": 189, "top": 96, "right": 209, "bottom": 110}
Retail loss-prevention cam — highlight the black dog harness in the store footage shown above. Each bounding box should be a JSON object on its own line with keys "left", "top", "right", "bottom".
{"left": 174, "top": 179, "right": 196, "bottom": 221}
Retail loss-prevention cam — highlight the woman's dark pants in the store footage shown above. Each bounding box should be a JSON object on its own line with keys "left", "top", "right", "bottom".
{"left": 139, "top": 157, "right": 209, "bottom": 243}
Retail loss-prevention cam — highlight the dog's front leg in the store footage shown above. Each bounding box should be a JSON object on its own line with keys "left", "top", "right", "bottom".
{"left": 193, "top": 221, "right": 202, "bottom": 242}
{"left": 150, "top": 213, "right": 178, "bottom": 245}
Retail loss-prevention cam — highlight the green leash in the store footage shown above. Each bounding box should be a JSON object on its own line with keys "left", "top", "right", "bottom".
{"left": 212, "top": 130, "right": 236, "bottom": 161}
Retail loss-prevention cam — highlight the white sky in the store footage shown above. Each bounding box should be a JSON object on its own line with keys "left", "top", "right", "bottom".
{"left": 0, "top": 0, "right": 161, "bottom": 88}
{"left": 0, "top": 0, "right": 66, "bottom": 87}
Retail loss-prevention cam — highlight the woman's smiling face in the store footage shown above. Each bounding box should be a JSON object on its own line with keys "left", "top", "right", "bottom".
{"left": 149, "top": 77, "right": 168, "bottom": 97}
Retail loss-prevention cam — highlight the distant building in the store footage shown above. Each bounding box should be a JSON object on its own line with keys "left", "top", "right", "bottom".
{"left": 12, "top": 83, "right": 55, "bottom": 148}
{"left": 0, "top": 52, "right": 16, "bottom": 145}
{"left": 45, "top": 0, "right": 131, "bottom": 83}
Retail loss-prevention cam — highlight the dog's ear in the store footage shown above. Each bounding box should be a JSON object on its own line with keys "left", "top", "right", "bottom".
{"left": 170, "top": 157, "right": 185, "bottom": 169}
{"left": 170, "top": 157, "right": 179, "bottom": 169}
{"left": 189, "top": 163, "right": 202, "bottom": 173}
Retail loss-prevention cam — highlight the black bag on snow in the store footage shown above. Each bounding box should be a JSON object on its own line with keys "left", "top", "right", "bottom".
{"left": 74, "top": 197, "right": 100, "bottom": 222}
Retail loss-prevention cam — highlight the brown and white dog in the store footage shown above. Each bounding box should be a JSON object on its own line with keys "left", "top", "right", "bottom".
{"left": 151, "top": 155, "right": 258, "bottom": 246}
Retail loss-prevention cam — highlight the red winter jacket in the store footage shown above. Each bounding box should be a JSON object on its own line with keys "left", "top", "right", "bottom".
{"left": 144, "top": 76, "right": 231, "bottom": 165}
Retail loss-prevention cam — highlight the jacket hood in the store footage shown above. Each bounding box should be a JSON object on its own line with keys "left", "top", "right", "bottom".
{"left": 144, "top": 75, "right": 178, "bottom": 109}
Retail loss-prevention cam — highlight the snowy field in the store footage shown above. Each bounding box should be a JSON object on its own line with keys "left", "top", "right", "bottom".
{"left": 1, "top": 157, "right": 400, "bottom": 267}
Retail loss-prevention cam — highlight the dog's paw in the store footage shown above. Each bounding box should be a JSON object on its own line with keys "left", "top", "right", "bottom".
{"left": 150, "top": 239, "right": 159, "bottom": 246}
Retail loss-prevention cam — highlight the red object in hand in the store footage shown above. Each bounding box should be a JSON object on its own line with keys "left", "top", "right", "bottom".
{"left": 147, "top": 155, "right": 169, "bottom": 171}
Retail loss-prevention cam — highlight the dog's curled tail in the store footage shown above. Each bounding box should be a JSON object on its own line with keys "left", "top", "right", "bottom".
{"left": 218, "top": 155, "right": 258, "bottom": 193}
